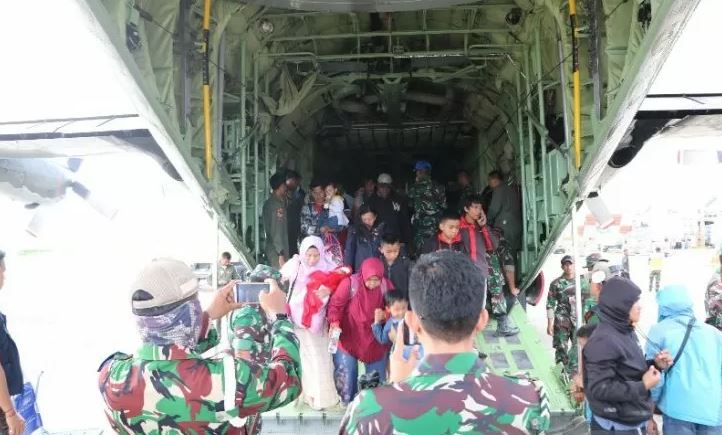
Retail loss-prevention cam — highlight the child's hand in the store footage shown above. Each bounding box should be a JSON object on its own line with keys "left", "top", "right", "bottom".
{"left": 388, "top": 327, "right": 397, "bottom": 343}
{"left": 374, "top": 308, "right": 385, "bottom": 324}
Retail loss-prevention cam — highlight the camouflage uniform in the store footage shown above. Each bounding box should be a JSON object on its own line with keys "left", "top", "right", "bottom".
{"left": 230, "top": 306, "right": 271, "bottom": 363}
{"left": 566, "top": 278, "right": 594, "bottom": 376}
{"left": 218, "top": 264, "right": 240, "bottom": 287}
{"left": 340, "top": 352, "right": 550, "bottom": 434}
{"left": 407, "top": 178, "right": 446, "bottom": 255}
{"left": 706, "top": 269, "right": 722, "bottom": 331}
{"left": 486, "top": 237, "right": 515, "bottom": 317}
{"left": 98, "top": 311, "right": 301, "bottom": 434}
{"left": 546, "top": 276, "right": 576, "bottom": 367}
{"left": 457, "top": 184, "right": 477, "bottom": 213}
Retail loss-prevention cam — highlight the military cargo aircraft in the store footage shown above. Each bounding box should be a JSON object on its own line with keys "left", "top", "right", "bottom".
{"left": 2, "top": 0, "right": 722, "bottom": 433}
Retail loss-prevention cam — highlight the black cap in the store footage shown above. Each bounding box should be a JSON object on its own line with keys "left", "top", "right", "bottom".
{"left": 285, "top": 169, "right": 301, "bottom": 181}
{"left": 561, "top": 255, "right": 574, "bottom": 265}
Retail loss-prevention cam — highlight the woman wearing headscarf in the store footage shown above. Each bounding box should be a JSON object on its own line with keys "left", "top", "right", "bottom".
{"left": 327, "top": 257, "right": 393, "bottom": 405}
{"left": 280, "top": 236, "right": 340, "bottom": 409}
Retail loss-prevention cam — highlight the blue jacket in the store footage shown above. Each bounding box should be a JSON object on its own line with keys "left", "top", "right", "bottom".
{"left": 645, "top": 285, "right": 722, "bottom": 426}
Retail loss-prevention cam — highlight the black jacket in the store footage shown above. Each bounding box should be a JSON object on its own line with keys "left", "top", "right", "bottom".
{"left": 421, "top": 234, "right": 467, "bottom": 256}
{"left": 583, "top": 277, "right": 652, "bottom": 426}
{"left": 365, "top": 194, "right": 412, "bottom": 245}
{"left": 0, "top": 312, "right": 23, "bottom": 396}
{"left": 384, "top": 257, "right": 412, "bottom": 295}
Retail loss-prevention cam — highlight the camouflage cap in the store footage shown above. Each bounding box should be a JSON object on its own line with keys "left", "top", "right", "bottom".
{"left": 585, "top": 253, "right": 603, "bottom": 269}
{"left": 590, "top": 261, "right": 624, "bottom": 284}
{"left": 131, "top": 258, "right": 199, "bottom": 316}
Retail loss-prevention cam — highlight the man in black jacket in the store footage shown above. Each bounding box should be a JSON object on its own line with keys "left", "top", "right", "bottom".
{"left": 365, "top": 174, "right": 412, "bottom": 253}
{"left": 285, "top": 169, "right": 305, "bottom": 256}
{"left": 583, "top": 277, "right": 671, "bottom": 434}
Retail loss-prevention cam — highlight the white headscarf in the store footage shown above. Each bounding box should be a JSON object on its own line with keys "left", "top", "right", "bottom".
{"left": 281, "top": 236, "right": 334, "bottom": 289}
{"left": 282, "top": 236, "right": 336, "bottom": 332}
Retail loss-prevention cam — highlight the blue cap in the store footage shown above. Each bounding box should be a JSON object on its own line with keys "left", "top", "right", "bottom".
{"left": 414, "top": 160, "right": 432, "bottom": 171}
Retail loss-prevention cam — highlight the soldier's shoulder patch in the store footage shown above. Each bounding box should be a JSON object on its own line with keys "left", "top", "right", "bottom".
{"left": 97, "top": 351, "right": 132, "bottom": 372}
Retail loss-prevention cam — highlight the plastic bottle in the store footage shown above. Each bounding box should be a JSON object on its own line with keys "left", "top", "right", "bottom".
{"left": 328, "top": 328, "right": 341, "bottom": 354}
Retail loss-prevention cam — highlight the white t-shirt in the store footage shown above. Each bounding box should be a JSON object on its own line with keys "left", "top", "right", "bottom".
{"left": 326, "top": 196, "right": 349, "bottom": 227}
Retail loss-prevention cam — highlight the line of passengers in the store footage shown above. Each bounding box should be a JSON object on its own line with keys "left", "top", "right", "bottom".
{"left": 257, "top": 165, "right": 526, "bottom": 414}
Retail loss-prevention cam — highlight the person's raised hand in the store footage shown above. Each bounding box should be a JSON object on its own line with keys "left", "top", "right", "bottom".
{"left": 374, "top": 308, "right": 385, "bottom": 324}
{"left": 654, "top": 350, "right": 673, "bottom": 370}
{"left": 260, "top": 279, "right": 287, "bottom": 317}
{"left": 207, "top": 280, "right": 243, "bottom": 320}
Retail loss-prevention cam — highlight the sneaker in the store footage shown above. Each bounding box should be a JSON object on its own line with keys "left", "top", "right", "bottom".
{"left": 495, "top": 315, "right": 520, "bottom": 337}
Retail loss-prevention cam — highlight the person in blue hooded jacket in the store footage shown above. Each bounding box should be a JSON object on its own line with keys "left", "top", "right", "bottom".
{"left": 645, "top": 285, "right": 722, "bottom": 435}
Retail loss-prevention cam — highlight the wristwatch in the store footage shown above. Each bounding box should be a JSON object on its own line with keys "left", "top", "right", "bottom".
{"left": 270, "top": 313, "right": 289, "bottom": 322}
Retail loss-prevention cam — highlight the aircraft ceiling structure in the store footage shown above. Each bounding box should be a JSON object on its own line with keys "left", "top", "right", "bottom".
{"left": 245, "top": 0, "right": 477, "bottom": 12}
{"left": 10, "top": 0, "right": 697, "bottom": 280}
{"left": 86, "top": 0, "right": 699, "bottom": 276}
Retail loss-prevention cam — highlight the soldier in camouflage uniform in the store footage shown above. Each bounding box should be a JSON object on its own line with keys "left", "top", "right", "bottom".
{"left": 546, "top": 255, "right": 577, "bottom": 369}
{"left": 98, "top": 259, "right": 301, "bottom": 434}
{"left": 580, "top": 253, "right": 603, "bottom": 325}
{"left": 456, "top": 169, "right": 478, "bottom": 214}
{"left": 218, "top": 251, "right": 241, "bottom": 287}
{"left": 340, "top": 251, "right": 549, "bottom": 435}
{"left": 568, "top": 260, "right": 626, "bottom": 375}
{"left": 706, "top": 247, "right": 722, "bottom": 331}
{"left": 407, "top": 160, "right": 446, "bottom": 256}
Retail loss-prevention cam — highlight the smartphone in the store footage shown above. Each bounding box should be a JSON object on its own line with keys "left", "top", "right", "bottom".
{"left": 235, "top": 282, "right": 269, "bottom": 304}
{"left": 402, "top": 320, "right": 417, "bottom": 346}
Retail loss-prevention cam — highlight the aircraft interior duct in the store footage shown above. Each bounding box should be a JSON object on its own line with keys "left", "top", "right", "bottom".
{"left": 336, "top": 99, "right": 371, "bottom": 115}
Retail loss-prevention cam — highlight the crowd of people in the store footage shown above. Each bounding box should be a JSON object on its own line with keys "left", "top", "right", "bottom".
{"left": 2, "top": 160, "right": 721, "bottom": 434}
{"left": 547, "top": 247, "right": 722, "bottom": 434}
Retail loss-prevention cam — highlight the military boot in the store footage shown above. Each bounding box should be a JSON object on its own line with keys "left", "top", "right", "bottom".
{"left": 495, "top": 315, "right": 520, "bottom": 337}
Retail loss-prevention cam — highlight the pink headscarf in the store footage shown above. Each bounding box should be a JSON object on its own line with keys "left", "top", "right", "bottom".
{"left": 281, "top": 236, "right": 334, "bottom": 334}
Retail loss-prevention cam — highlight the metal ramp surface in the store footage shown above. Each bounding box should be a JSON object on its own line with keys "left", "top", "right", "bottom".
{"left": 479, "top": 304, "right": 584, "bottom": 434}
{"left": 262, "top": 303, "right": 584, "bottom": 434}
{"left": 262, "top": 401, "right": 345, "bottom": 435}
